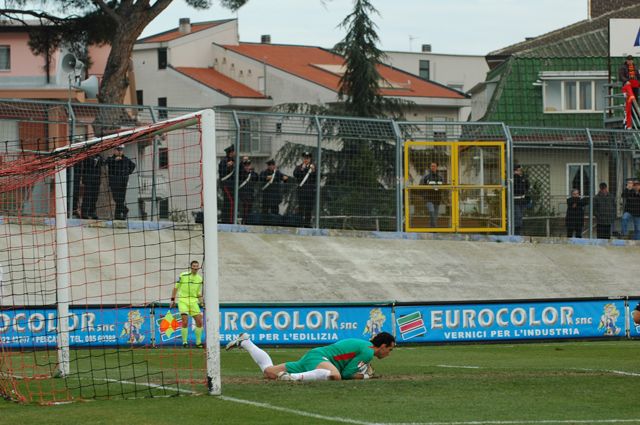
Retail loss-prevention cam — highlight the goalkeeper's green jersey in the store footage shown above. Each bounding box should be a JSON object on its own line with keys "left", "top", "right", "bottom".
{"left": 313, "top": 338, "right": 374, "bottom": 379}
{"left": 175, "top": 271, "right": 203, "bottom": 300}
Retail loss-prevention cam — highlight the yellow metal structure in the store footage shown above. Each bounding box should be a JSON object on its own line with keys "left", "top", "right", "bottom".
{"left": 404, "top": 141, "right": 506, "bottom": 233}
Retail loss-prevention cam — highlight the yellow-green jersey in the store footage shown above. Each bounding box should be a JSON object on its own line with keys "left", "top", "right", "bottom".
{"left": 175, "top": 271, "right": 203, "bottom": 301}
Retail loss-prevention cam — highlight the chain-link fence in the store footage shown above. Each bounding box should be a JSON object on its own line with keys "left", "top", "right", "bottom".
{"left": 1, "top": 98, "right": 639, "bottom": 238}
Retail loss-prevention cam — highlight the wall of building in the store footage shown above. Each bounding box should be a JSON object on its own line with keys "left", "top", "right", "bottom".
{"left": 484, "top": 57, "right": 607, "bottom": 127}
{"left": 171, "top": 22, "right": 238, "bottom": 68}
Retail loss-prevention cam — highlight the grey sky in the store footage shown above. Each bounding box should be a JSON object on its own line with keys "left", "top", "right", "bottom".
{"left": 141, "top": 0, "right": 588, "bottom": 55}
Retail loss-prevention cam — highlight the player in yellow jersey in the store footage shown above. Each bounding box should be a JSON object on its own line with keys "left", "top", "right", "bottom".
{"left": 170, "top": 260, "right": 204, "bottom": 348}
{"left": 226, "top": 332, "right": 395, "bottom": 381}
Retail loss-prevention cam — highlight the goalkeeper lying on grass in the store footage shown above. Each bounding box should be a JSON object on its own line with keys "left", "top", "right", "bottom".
{"left": 226, "top": 331, "right": 395, "bottom": 381}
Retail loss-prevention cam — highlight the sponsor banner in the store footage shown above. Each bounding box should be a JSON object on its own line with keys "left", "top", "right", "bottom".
{"left": 216, "top": 305, "right": 393, "bottom": 346}
{"left": 0, "top": 308, "right": 152, "bottom": 348}
{"left": 631, "top": 299, "right": 640, "bottom": 338}
{"left": 395, "top": 300, "right": 627, "bottom": 343}
{"left": 610, "top": 19, "right": 640, "bottom": 57}
{"left": 0, "top": 305, "right": 393, "bottom": 348}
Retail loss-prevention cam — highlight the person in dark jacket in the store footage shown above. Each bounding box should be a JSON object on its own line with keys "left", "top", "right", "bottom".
{"left": 622, "top": 179, "right": 640, "bottom": 240}
{"left": 293, "top": 151, "right": 317, "bottom": 227}
{"left": 420, "top": 161, "right": 444, "bottom": 227}
{"left": 565, "top": 189, "right": 588, "bottom": 238}
{"left": 593, "top": 182, "right": 616, "bottom": 239}
{"left": 80, "top": 155, "right": 103, "bottom": 219}
{"left": 260, "top": 159, "right": 289, "bottom": 216}
{"left": 218, "top": 145, "right": 236, "bottom": 224}
{"left": 512, "top": 164, "right": 530, "bottom": 235}
{"left": 238, "top": 158, "right": 258, "bottom": 224}
{"left": 105, "top": 145, "right": 135, "bottom": 220}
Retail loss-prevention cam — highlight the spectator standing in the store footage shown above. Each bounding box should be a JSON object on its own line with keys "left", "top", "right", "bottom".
{"left": 238, "top": 158, "right": 258, "bottom": 224}
{"left": 80, "top": 155, "right": 103, "bottom": 219}
{"left": 512, "top": 164, "right": 530, "bottom": 235}
{"left": 565, "top": 189, "right": 588, "bottom": 238}
{"left": 622, "top": 179, "right": 640, "bottom": 240}
{"left": 259, "top": 159, "right": 288, "bottom": 216}
{"left": 593, "top": 182, "right": 616, "bottom": 239}
{"left": 105, "top": 145, "right": 135, "bottom": 220}
{"left": 218, "top": 145, "right": 236, "bottom": 224}
{"left": 420, "top": 161, "right": 444, "bottom": 227}
{"left": 293, "top": 151, "right": 317, "bottom": 227}
{"left": 618, "top": 55, "right": 640, "bottom": 129}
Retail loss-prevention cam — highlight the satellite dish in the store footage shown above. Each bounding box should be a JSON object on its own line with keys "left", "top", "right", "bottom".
{"left": 61, "top": 53, "right": 77, "bottom": 73}
{"left": 78, "top": 75, "right": 99, "bottom": 99}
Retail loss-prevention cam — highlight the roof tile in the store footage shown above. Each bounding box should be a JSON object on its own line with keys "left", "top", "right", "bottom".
{"left": 174, "top": 66, "right": 266, "bottom": 98}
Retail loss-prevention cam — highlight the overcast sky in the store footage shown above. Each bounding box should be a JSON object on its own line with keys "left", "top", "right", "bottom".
{"left": 140, "top": 0, "right": 589, "bottom": 55}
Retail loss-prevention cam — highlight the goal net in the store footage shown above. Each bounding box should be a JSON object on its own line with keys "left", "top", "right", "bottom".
{"left": 0, "top": 109, "right": 220, "bottom": 403}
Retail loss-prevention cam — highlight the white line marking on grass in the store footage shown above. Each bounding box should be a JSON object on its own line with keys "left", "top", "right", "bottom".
{"left": 436, "top": 365, "right": 480, "bottom": 369}
{"left": 220, "top": 395, "right": 378, "bottom": 425}
{"left": 219, "top": 396, "right": 640, "bottom": 425}
{"left": 100, "top": 377, "right": 200, "bottom": 395}
{"left": 577, "top": 368, "right": 640, "bottom": 377}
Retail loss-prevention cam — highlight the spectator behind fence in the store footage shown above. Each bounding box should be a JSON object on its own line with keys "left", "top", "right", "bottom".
{"left": 565, "top": 189, "right": 588, "bottom": 238}
{"left": 621, "top": 178, "right": 640, "bottom": 240}
{"left": 259, "top": 159, "right": 288, "bottom": 216}
{"left": 512, "top": 164, "right": 530, "bottom": 235}
{"left": 420, "top": 161, "right": 444, "bottom": 228}
{"left": 619, "top": 55, "right": 640, "bottom": 129}
{"left": 238, "top": 158, "right": 258, "bottom": 224}
{"left": 593, "top": 182, "right": 616, "bottom": 239}
{"left": 105, "top": 145, "right": 135, "bottom": 220}
{"left": 294, "top": 151, "right": 317, "bottom": 227}
{"left": 218, "top": 145, "right": 236, "bottom": 224}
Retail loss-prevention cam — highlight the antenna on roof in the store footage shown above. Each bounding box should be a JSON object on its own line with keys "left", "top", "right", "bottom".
{"left": 409, "top": 35, "right": 418, "bottom": 52}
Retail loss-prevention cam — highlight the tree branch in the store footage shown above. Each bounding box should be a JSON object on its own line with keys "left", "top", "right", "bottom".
{"left": 91, "top": 0, "right": 122, "bottom": 24}
{"left": 0, "top": 8, "right": 71, "bottom": 25}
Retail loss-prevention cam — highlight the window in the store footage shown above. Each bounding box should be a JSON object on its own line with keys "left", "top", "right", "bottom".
{"left": 567, "top": 163, "right": 596, "bottom": 197}
{"left": 136, "top": 90, "right": 143, "bottom": 106}
{"left": 158, "top": 97, "right": 167, "bottom": 119}
{"left": 159, "top": 147, "right": 169, "bottom": 169}
{"left": 158, "top": 48, "right": 167, "bottom": 70}
{"left": 159, "top": 199, "right": 169, "bottom": 219}
{"left": 0, "top": 46, "right": 10, "bottom": 70}
{"left": 238, "top": 118, "right": 261, "bottom": 152}
{"left": 540, "top": 71, "right": 607, "bottom": 113}
{"left": 419, "top": 60, "right": 430, "bottom": 80}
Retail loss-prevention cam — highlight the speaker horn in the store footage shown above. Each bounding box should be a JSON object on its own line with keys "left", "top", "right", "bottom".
{"left": 77, "top": 75, "right": 99, "bottom": 99}
{"left": 61, "top": 53, "right": 77, "bottom": 73}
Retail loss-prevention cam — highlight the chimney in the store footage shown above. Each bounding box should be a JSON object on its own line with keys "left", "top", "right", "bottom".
{"left": 261, "top": 34, "right": 271, "bottom": 44}
{"left": 179, "top": 18, "right": 191, "bottom": 34}
{"left": 421, "top": 44, "right": 431, "bottom": 53}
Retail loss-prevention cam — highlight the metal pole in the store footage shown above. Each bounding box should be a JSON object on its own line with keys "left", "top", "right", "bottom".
{"left": 502, "top": 124, "right": 515, "bottom": 235}
{"left": 201, "top": 109, "right": 222, "bottom": 395}
{"left": 150, "top": 135, "right": 160, "bottom": 221}
{"left": 55, "top": 165, "right": 71, "bottom": 377}
{"left": 231, "top": 111, "right": 241, "bottom": 224}
{"left": 67, "top": 102, "right": 76, "bottom": 219}
{"left": 586, "top": 129, "right": 595, "bottom": 239}
{"left": 314, "top": 116, "right": 322, "bottom": 229}
{"left": 391, "top": 120, "right": 404, "bottom": 233}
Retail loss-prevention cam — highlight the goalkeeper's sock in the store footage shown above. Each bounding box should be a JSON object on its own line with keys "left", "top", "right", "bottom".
{"left": 240, "top": 339, "right": 273, "bottom": 372}
{"left": 181, "top": 327, "right": 188, "bottom": 345}
{"left": 290, "top": 369, "right": 332, "bottom": 381}
{"left": 194, "top": 326, "right": 203, "bottom": 345}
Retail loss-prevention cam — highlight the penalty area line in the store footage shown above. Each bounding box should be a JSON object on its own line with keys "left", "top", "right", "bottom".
{"left": 219, "top": 397, "right": 640, "bottom": 425}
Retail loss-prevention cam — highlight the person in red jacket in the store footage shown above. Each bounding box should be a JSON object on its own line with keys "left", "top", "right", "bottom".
{"left": 618, "top": 55, "right": 640, "bottom": 129}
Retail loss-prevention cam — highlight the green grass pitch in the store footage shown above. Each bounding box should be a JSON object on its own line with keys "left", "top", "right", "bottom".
{"left": 1, "top": 340, "right": 639, "bottom": 425}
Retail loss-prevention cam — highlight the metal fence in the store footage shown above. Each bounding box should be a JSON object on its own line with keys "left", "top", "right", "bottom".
{"left": 1, "top": 98, "right": 639, "bottom": 238}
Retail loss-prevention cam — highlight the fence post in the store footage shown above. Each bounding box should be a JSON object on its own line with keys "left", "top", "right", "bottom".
{"left": 314, "top": 115, "right": 322, "bottom": 229}
{"left": 502, "top": 124, "right": 514, "bottom": 236}
{"left": 391, "top": 120, "right": 404, "bottom": 233}
{"left": 231, "top": 111, "right": 241, "bottom": 225}
{"left": 586, "top": 128, "right": 595, "bottom": 239}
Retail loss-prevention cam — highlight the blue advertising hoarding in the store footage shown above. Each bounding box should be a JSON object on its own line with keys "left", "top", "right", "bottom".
{"left": 630, "top": 298, "right": 640, "bottom": 338}
{"left": 395, "top": 299, "right": 627, "bottom": 343}
{"left": 0, "top": 300, "right": 636, "bottom": 349}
